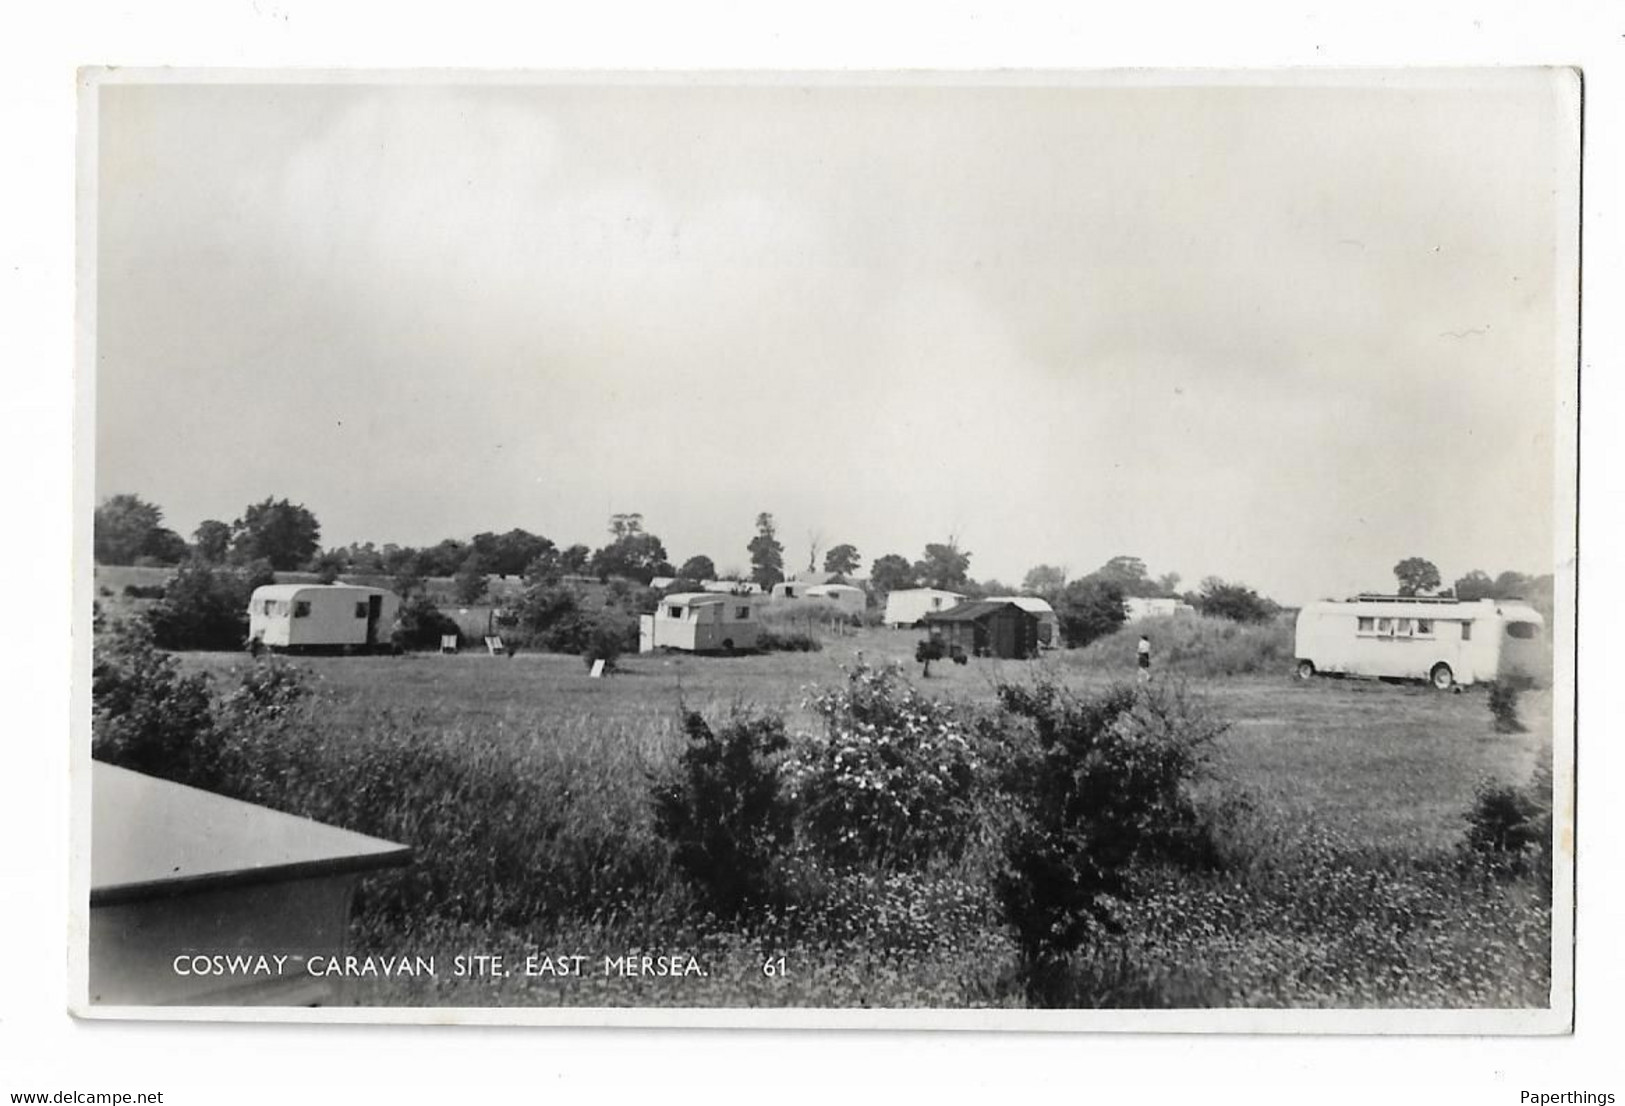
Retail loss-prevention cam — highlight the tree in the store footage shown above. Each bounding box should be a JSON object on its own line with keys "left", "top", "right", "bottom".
{"left": 230, "top": 498, "right": 321, "bottom": 571}
{"left": 391, "top": 554, "right": 427, "bottom": 598}
{"left": 1393, "top": 557, "right": 1442, "bottom": 597}
{"left": 453, "top": 552, "right": 490, "bottom": 605}
{"left": 1492, "top": 570, "right": 1537, "bottom": 599}
{"left": 748, "top": 512, "right": 785, "bottom": 589}
{"left": 1453, "top": 570, "right": 1496, "bottom": 602}
{"left": 471, "top": 529, "right": 554, "bottom": 578}
{"left": 558, "top": 544, "right": 591, "bottom": 576}
{"left": 1095, "top": 555, "right": 1163, "bottom": 598}
{"left": 1196, "top": 577, "right": 1275, "bottom": 623}
{"left": 869, "top": 553, "right": 917, "bottom": 593}
{"left": 340, "top": 541, "right": 385, "bottom": 575}
{"left": 308, "top": 548, "right": 347, "bottom": 584}
{"left": 1022, "top": 564, "right": 1068, "bottom": 600}
{"left": 591, "top": 514, "right": 671, "bottom": 584}
{"left": 139, "top": 528, "right": 190, "bottom": 566}
{"left": 192, "top": 520, "right": 233, "bottom": 564}
{"left": 1055, "top": 578, "right": 1127, "bottom": 648}
{"left": 1156, "top": 572, "right": 1182, "bottom": 597}
{"left": 679, "top": 555, "right": 717, "bottom": 582}
{"left": 823, "top": 543, "right": 861, "bottom": 579}
{"left": 915, "top": 540, "right": 972, "bottom": 591}
{"left": 94, "top": 494, "right": 165, "bottom": 565}
{"left": 417, "top": 539, "right": 469, "bottom": 578}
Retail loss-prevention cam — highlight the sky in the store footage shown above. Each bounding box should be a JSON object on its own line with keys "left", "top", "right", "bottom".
{"left": 92, "top": 73, "right": 1577, "bottom": 605}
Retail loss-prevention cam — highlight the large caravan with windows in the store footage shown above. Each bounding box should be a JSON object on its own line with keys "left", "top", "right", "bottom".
{"left": 639, "top": 592, "right": 761, "bottom": 653}
{"left": 247, "top": 584, "right": 400, "bottom": 653}
{"left": 1293, "top": 595, "right": 1547, "bottom": 689}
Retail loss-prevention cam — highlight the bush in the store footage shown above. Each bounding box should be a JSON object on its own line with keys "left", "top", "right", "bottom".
{"left": 583, "top": 612, "right": 637, "bottom": 671}
{"left": 786, "top": 663, "right": 984, "bottom": 868}
{"left": 513, "top": 583, "right": 593, "bottom": 653}
{"left": 1462, "top": 752, "right": 1552, "bottom": 892}
{"left": 1487, "top": 682, "right": 1526, "bottom": 733}
{"left": 1072, "top": 613, "right": 1294, "bottom": 677}
{"left": 1056, "top": 577, "right": 1128, "bottom": 648}
{"left": 650, "top": 707, "right": 795, "bottom": 918}
{"left": 91, "top": 622, "right": 216, "bottom": 780}
{"left": 122, "top": 583, "right": 167, "bottom": 600}
{"left": 757, "top": 628, "right": 822, "bottom": 653}
{"left": 144, "top": 559, "right": 271, "bottom": 650}
{"left": 391, "top": 594, "right": 460, "bottom": 651}
{"left": 1195, "top": 579, "right": 1276, "bottom": 624}
{"left": 990, "top": 677, "right": 1226, "bottom": 1005}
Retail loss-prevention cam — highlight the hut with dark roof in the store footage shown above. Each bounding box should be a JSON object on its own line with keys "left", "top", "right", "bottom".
{"left": 922, "top": 599, "right": 1041, "bottom": 660}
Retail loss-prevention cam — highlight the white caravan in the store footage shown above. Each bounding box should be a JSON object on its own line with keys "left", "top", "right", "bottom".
{"left": 639, "top": 592, "right": 761, "bottom": 653}
{"left": 1293, "top": 595, "right": 1547, "bottom": 689}
{"left": 247, "top": 584, "right": 400, "bottom": 653}
{"left": 883, "top": 588, "right": 968, "bottom": 628}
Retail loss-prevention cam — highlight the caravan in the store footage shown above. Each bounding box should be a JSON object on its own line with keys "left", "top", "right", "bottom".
{"left": 1293, "top": 595, "right": 1548, "bottom": 689}
{"left": 247, "top": 584, "right": 400, "bottom": 653}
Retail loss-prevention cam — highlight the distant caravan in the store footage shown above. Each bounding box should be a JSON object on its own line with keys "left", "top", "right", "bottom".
{"left": 247, "top": 584, "right": 400, "bottom": 654}
{"left": 1293, "top": 595, "right": 1548, "bottom": 689}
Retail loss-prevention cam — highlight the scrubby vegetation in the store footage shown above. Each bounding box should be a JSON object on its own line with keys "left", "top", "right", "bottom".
{"left": 1488, "top": 681, "right": 1526, "bottom": 733}
{"left": 89, "top": 623, "right": 1555, "bottom": 1010}
{"left": 1071, "top": 613, "right": 1295, "bottom": 677}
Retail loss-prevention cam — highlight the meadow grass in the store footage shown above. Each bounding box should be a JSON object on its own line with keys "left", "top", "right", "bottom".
{"left": 158, "top": 625, "right": 1553, "bottom": 1008}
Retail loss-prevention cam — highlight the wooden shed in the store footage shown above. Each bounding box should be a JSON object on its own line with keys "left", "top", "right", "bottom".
{"left": 88, "top": 762, "right": 411, "bottom": 1007}
{"left": 923, "top": 600, "right": 1042, "bottom": 660}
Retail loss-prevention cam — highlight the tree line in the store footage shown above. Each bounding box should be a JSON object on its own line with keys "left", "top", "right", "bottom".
{"left": 96, "top": 492, "right": 1299, "bottom": 653}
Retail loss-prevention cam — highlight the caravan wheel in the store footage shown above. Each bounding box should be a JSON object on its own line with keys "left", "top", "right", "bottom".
{"left": 1430, "top": 663, "right": 1455, "bottom": 691}
{"left": 1295, "top": 660, "right": 1315, "bottom": 681}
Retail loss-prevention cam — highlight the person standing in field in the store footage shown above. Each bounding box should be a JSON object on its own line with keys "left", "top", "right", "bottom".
{"left": 1137, "top": 634, "right": 1152, "bottom": 683}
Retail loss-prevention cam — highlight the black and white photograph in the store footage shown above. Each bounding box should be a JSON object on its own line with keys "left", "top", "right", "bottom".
{"left": 9, "top": 0, "right": 1625, "bottom": 1095}
{"left": 70, "top": 68, "right": 1581, "bottom": 1030}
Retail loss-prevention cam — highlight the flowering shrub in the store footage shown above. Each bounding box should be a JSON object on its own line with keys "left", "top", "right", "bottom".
{"left": 787, "top": 662, "right": 984, "bottom": 868}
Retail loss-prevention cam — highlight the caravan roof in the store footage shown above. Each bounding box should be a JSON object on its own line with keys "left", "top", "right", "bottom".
{"left": 249, "top": 583, "right": 390, "bottom": 602}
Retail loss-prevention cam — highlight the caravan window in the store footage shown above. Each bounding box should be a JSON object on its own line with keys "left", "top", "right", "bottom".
{"left": 1461, "top": 621, "right": 1473, "bottom": 641}
{"left": 1357, "top": 616, "right": 1375, "bottom": 633}
{"left": 1376, "top": 617, "right": 1392, "bottom": 634}
{"left": 293, "top": 600, "right": 311, "bottom": 618}
{"left": 1507, "top": 621, "right": 1539, "bottom": 640}
{"left": 735, "top": 606, "right": 750, "bottom": 620}
{"left": 667, "top": 605, "right": 684, "bottom": 619}
{"left": 1415, "top": 619, "right": 1434, "bottom": 637}
{"left": 355, "top": 602, "right": 368, "bottom": 618}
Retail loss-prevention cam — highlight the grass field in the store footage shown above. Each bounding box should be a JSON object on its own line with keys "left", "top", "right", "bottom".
{"left": 176, "top": 629, "right": 1547, "bottom": 853}
{"left": 154, "top": 624, "right": 1554, "bottom": 1009}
